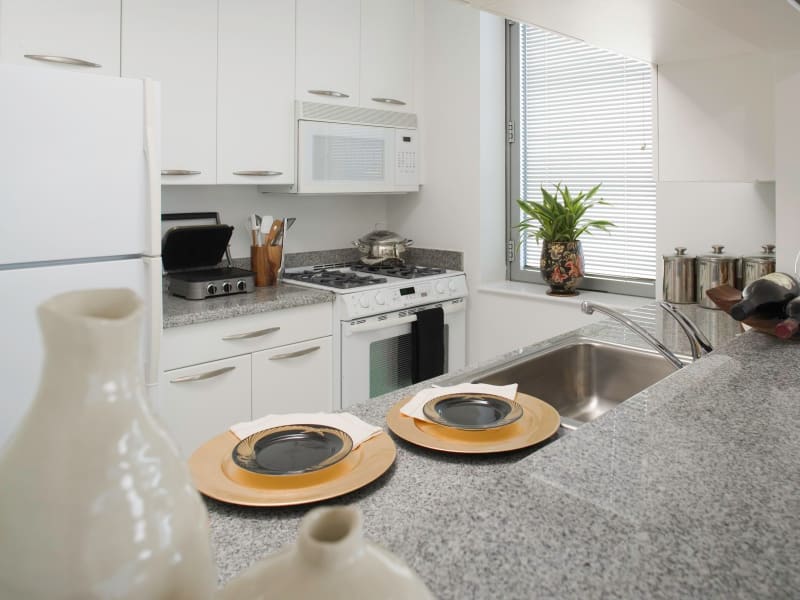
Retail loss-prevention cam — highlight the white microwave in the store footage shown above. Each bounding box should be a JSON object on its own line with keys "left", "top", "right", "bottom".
{"left": 295, "top": 101, "right": 419, "bottom": 194}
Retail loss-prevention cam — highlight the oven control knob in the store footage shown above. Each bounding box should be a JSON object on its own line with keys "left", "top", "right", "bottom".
{"left": 435, "top": 281, "right": 446, "bottom": 294}
{"left": 375, "top": 291, "right": 386, "bottom": 305}
{"left": 359, "top": 295, "right": 370, "bottom": 309}
{"left": 206, "top": 284, "right": 217, "bottom": 295}
{"left": 222, "top": 281, "right": 232, "bottom": 293}
{"left": 236, "top": 280, "right": 247, "bottom": 291}
{"left": 448, "top": 279, "right": 458, "bottom": 292}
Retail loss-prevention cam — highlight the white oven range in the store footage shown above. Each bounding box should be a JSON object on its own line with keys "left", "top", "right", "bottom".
{"left": 283, "top": 264, "right": 467, "bottom": 409}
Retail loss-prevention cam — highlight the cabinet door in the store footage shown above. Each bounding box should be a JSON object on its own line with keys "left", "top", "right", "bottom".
{"left": 217, "top": 0, "right": 295, "bottom": 186}
{"left": 159, "top": 355, "right": 251, "bottom": 457}
{"left": 295, "top": 0, "right": 359, "bottom": 106}
{"left": 252, "top": 337, "right": 333, "bottom": 418}
{"left": 360, "top": 0, "right": 414, "bottom": 112}
{"left": 122, "top": 0, "right": 217, "bottom": 185}
{"left": 0, "top": 0, "right": 120, "bottom": 75}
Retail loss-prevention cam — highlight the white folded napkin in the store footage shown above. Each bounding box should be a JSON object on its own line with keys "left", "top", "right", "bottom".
{"left": 229, "top": 412, "right": 382, "bottom": 449}
{"left": 400, "top": 383, "right": 519, "bottom": 423}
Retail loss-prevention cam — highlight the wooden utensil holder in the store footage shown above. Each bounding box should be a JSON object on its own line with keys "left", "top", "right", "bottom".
{"left": 267, "top": 244, "right": 283, "bottom": 285}
{"left": 251, "top": 245, "right": 271, "bottom": 287}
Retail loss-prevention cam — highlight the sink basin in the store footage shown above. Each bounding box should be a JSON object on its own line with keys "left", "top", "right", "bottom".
{"left": 472, "top": 337, "right": 679, "bottom": 429}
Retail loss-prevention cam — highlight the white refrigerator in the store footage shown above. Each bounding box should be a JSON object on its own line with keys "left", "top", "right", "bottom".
{"left": 0, "top": 65, "right": 162, "bottom": 448}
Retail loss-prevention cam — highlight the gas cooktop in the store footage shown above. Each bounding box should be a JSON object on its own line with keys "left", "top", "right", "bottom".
{"left": 282, "top": 268, "right": 388, "bottom": 289}
{"left": 283, "top": 263, "right": 452, "bottom": 291}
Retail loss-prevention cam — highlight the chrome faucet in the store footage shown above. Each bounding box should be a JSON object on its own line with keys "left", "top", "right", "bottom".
{"left": 657, "top": 301, "right": 713, "bottom": 360}
{"left": 580, "top": 301, "right": 710, "bottom": 370}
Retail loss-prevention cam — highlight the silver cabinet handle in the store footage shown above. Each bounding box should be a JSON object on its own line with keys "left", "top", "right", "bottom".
{"left": 308, "top": 89, "right": 349, "bottom": 98}
{"left": 371, "top": 97, "right": 406, "bottom": 106}
{"left": 232, "top": 170, "right": 283, "bottom": 177}
{"left": 170, "top": 366, "right": 235, "bottom": 383}
{"left": 222, "top": 326, "right": 280, "bottom": 341}
{"left": 268, "top": 346, "right": 320, "bottom": 361}
{"left": 161, "top": 169, "right": 201, "bottom": 176}
{"left": 24, "top": 54, "right": 101, "bottom": 68}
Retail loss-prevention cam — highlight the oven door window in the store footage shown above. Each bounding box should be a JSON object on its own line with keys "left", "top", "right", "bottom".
{"left": 368, "top": 326, "right": 449, "bottom": 398}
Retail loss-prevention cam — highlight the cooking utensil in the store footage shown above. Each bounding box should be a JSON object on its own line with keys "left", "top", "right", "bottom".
{"left": 662, "top": 247, "right": 696, "bottom": 304}
{"left": 259, "top": 215, "right": 273, "bottom": 247}
{"left": 266, "top": 219, "right": 283, "bottom": 246}
{"left": 249, "top": 214, "right": 259, "bottom": 247}
{"left": 696, "top": 245, "right": 737, "bottom": 309}
{"left": 353, "top": 229, "right": 413, "bottom": 264}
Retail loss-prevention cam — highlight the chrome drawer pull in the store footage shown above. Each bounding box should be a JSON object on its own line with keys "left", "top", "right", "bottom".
{"left": 268, "top": 346, "right": 320, "bottom": 361}
{"left": 24, "top": 54, "right": 100, "bottom": 68}
{"left": 222, "top": 326, "right": 281, "bottom": 341}
{"left": 161, "top": 169, "right": 201, "bottom": 176}
{"left": 170, "top": 366, "right": 235, "bottom": 383}
{"left": 371, "top": 97, "right": 406, "bottom": 106}
{"left": 232, "top": 170, "right": 283, "bottom": 177}
{"left": 308, "top": 89, "right": 349, "bottom": 98}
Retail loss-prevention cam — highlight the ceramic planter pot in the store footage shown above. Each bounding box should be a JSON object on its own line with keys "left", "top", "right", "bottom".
{"left": 540, "top": 240, "right": 584, "bottom": 296}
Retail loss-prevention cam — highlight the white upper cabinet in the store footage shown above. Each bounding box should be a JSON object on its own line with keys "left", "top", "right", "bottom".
{"left": 217, "top": 0, "right": 295, "bottom": 186}
{"left": 295, "top": 0, "right": 360, "bottom": 106}
{"left": 360, "top": 0, "right": 415, "bottom": 112}
{"left": 0, "top": 0, "right": 120, "bottom": 76}
{"left": 122, "top": 0, "right": 217, "bottom": 185}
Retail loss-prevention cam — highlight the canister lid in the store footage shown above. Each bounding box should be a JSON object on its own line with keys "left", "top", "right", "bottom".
{"left": 743, "top": 244, "right": 776, "bottom": 261}
{"left": 662, "top": 246, "right": 695, "bottom": 262}
{"left": 697, "top": 244, "right": 737, "bottom": 263}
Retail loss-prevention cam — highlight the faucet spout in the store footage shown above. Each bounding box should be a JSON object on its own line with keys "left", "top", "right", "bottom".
{"left": 658, "top": 301, "right": 713, "bottom": 360}
{"left": 580, "top": 301, "right": 684, "bottom": 370}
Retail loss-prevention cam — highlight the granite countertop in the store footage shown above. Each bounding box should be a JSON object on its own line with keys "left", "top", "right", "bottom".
{"left": 205, "top": 304, "right": 800, "bottom": 598}
{"left": 162, "top": 283, "right": 333, "bottom": 329}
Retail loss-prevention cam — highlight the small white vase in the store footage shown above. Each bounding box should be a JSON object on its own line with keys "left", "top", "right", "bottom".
{"left": 0, "top": 289, "right": 217, "bottom": 599}
{"left": 220, "top": 505, "right": 435, "bottom": 600}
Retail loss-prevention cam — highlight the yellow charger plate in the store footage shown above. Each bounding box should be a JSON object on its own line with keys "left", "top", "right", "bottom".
{"left": 189, "top": 430, "right": 396, "bottom": 507}
{"left": 386, "top": 392, "right": 560, "bottom": 454}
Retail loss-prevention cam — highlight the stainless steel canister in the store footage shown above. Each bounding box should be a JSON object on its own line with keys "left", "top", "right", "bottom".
{"left": 741, "top": 244, "right": 776, "bottom": 289}
{"left": 662, "top": 247, "right": 696, "bottom": 303}
{"left": 696, "top": 245, "right": 737, "bottom": 309}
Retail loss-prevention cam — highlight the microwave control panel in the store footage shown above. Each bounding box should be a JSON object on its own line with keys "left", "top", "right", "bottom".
{"left": 395, "top": 129, "right": 418, "bottom": 187}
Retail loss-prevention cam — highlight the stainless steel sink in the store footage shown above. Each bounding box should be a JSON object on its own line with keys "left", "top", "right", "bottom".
{"left": 472, "top": 337, "right": 681, "bottom": 429}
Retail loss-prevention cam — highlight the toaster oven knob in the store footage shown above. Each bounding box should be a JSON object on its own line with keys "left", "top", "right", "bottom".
{"left": 374, "top": 291, "right": 386, "bottom": 305}
{"left": 222, "top": 282, "right": 232, "bottom": 293}
{"left": 206, "top": 284, "right": 217, "bottom": 295}
{"left": 435, "top": 281, "right": 446, "bottom": 294}
{"left": 358, "top": 295, "right": 370, "bottom": 309}
{"left": 236, "top": 280, "right": 247, "bottom": 291}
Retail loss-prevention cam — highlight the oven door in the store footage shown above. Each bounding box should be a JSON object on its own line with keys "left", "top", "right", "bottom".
{"left": 339, "top": 299, "right": 466, "bottom": 408}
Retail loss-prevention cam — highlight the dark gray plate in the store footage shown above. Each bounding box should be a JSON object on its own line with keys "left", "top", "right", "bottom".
{"left": 422, "top": 394, "right": 524, "bottom": 430}
{"left": 233, "top": 425, "right": 354, "bottom": 476}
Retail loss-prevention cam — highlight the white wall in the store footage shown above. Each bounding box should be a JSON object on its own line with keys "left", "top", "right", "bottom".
{"left": 163, "top": 186, "right": 390, "bottom": 258}
{"left": 656, "top": 53, "right": 776, "bottom": 295}
{"left": 773, "top": 52, "right": 800, "bottom": 274}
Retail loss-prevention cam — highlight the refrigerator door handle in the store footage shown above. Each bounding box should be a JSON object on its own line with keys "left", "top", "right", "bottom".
{"left": 143, "top": 78, "right": 161, "bottom": 258}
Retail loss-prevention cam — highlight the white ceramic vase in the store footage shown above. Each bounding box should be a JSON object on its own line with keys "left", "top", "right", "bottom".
{"left": 220, "top": 505, "right": 435, "bottom": 600}
{"left": 0, "top": 289, "right": 217, "bottom": 599}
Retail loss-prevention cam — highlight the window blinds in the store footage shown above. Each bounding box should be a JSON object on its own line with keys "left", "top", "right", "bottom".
{"left": 519, "top": 24, "right": 656, "bottom": 281}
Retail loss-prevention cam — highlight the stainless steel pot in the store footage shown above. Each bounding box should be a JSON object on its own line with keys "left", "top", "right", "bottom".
{"left": 662, "top": 247, "right": 696, "bottom": 304}
{"left": 353, "top": 230, "right": 414, "bottom": 264}
{"left": 696, "top": 245, "right": 737, "bottom": 309}
{"left": 741, "top": 244, "right": 776, "bottom": 289}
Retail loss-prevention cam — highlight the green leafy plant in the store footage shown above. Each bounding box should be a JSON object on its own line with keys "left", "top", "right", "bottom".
{"left": 516, "top": 183, "right": 615, "bottom": 242}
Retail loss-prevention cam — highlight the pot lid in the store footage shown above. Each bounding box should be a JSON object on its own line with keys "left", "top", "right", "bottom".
{"left": 663, "top": 246, "right": 695, "bottom": 261}
{"left": 697, "top": 244, "right": 737, "bottom": 262}
{"left": 358, "top": 229, "right": 408, "bottom": 244}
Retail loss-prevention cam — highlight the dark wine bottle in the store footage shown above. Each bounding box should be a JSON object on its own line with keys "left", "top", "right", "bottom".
{"left": 729, "top": 272, "right": 800, "bottom": 321}
{"left": 775, "top": 296, "right": 800, "bottom": 339}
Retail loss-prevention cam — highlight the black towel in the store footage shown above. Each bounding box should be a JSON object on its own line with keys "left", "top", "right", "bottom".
{"left": 411, "top": 307, "right": 445, "bottom": 383}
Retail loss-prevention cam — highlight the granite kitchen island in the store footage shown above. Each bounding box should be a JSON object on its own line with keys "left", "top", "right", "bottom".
{"left": 205, "top": 305, "right": 800, "bottom": 599}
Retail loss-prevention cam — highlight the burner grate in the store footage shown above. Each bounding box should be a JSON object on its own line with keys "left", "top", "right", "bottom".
{"left": 283, "top": 269, "right": 388, "bottom": 289}
{"left": 350, "top": 263, "right": 446, "bottom": 279}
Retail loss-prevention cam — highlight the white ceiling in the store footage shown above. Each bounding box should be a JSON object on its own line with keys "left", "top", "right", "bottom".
{"left": 466, "top": 0, "right": 800, "bottom": 64}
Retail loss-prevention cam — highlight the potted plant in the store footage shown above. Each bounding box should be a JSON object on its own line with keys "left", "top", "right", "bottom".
{"left": 516, "top": 183, "right": 614, "bottom": 296}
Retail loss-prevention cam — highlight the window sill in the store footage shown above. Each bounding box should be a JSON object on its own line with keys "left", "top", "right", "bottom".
{"left": 476, "top": 280, "right": 649, "bottom": 312}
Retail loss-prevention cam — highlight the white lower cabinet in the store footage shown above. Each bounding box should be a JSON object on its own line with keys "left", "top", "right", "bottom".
{"left": 251, "top": 336, "right": 333, "bottom": 418}
{"left": 159, "top": 354, "right": 252, "bottom": 457}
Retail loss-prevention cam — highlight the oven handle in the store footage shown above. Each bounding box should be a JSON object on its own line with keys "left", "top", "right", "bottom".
{"left": 344, "top": 301, "right": 465, "bottom": 335}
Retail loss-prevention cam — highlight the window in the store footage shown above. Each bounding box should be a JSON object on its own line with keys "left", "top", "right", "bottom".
{"left": 508, "top": 21, "right": 657, "bottom": 297}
